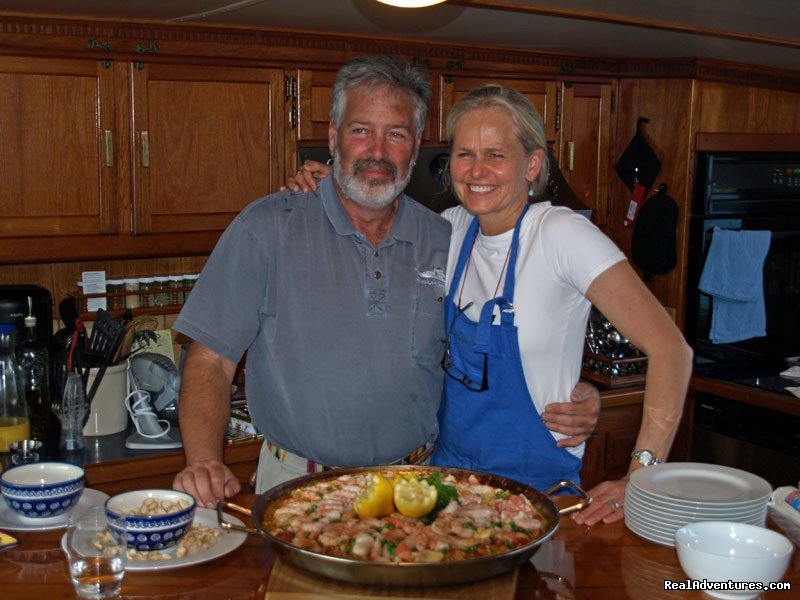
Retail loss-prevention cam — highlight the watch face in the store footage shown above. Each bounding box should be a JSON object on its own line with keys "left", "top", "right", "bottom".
{"left": 638, "top": 450, "right": 654, "bottom": 464}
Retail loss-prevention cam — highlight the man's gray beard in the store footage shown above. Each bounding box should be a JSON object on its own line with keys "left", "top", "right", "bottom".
{"left": 334, "top": 157, "right": 414, "bottom": 209}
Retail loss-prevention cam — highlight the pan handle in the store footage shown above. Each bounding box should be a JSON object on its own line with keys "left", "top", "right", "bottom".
{"left": 544, "top": 480, "right": 592, "bottom": 515}
{"left": 216, "top": 500, "right": 262, "bottom": 536}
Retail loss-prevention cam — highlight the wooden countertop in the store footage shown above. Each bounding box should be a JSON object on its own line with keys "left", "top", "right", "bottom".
{"left": 2, "top": 491, "right": 796, "bottom": 599}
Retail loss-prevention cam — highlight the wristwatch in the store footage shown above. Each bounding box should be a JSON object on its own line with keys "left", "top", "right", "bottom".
{"left": 631, "top": 448, "right": 661, "bottom": 467}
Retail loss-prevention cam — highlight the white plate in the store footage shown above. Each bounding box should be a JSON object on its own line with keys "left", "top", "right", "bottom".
{"left": 624, "top": 516, "right": 676, "bottom": 546}
{"left": 0, "top": 488, "right": 108, "bottom": 532}
{"left": 630, "top": 463, "right": 772, "bottom": 505}
{"left": 626, "top": 487, "right": 767, "bottom": 519}
{"left": 61, "top": 507, "right": 247, "bottom": 572}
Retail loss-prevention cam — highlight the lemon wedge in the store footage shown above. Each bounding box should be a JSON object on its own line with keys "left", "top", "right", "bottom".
{"left": 394, "top": 477, "right": 438, "bottom": 518}
{"left": 354, "top": 474, "right": 395, "bottom": 519}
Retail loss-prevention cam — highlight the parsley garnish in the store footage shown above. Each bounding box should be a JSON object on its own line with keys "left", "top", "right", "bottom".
{"left": 422, "top": 473, "right": 459, "bottom": 524}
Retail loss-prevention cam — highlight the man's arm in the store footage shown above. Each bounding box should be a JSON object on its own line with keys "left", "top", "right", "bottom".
{"left": 172, "top": 341, "right": 240, "bottom": 508}
{"left": 540, "top": 381, "right": 600, "bottom": 447}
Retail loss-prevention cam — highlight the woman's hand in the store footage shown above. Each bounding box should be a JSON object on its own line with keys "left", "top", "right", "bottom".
{"left": 571, "top": 478, "right": 627, "bottom": 525}
{"left": 280, "top": 159, "right": 331, "bottom": 192}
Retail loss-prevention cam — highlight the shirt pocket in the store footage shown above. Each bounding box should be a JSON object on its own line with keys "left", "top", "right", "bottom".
{"left": 411, "top": 289, "right": 445, "bottom": 362}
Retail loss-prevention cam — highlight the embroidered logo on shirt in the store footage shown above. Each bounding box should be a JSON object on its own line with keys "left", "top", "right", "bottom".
{"left": 417, "top": 267, "right": 446, "bottom": 289}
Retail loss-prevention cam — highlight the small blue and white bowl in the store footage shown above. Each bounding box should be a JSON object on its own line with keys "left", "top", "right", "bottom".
{"left": 105, "top": 489, "right": 195, "bottom": 552}
{"left": 0, "top": 462, "right": 85, "bottom": 518}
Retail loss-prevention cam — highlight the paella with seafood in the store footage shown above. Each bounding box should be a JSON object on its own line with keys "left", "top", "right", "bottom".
{"left": 263, "top": 469, "right": 551, "bottom": 564}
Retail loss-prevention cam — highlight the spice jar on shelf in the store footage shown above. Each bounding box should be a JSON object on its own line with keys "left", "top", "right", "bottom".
{"left": 183, "top": 274, "right": 199, "bottom": 302}
{"left": 124, "top": 278, "right": 140, "bottom": 309}
{"left": 167, "top": 275, "right": 183, "bottom": 306}
{"left": 138, "top": 277, "right": 154, "bottom": 308}
{"left": 106, "top": 279, "right": 125, "bottom": 310}
{"left": 152, "top": 276, "right": 171, "bottom": 307}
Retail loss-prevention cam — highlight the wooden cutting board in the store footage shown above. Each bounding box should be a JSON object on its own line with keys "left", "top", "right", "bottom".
{"left": 266, "top": 557, "right": 518, "bottom": 600}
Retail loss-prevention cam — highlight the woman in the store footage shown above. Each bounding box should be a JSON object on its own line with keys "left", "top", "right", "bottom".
{"left": 432, "top": 85, "right": 691, "bottom": 524}
{"left": 286, "top": 85, "right": 692, "bottom": 525}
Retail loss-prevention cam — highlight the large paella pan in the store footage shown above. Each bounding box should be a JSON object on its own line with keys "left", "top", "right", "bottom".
{"left": 218, "top": 465, "right": 589, "bottom": 587}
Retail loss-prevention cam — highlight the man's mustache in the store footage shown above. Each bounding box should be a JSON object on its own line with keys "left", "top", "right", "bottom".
{"left": 353, "top": 158, "right": 397, "bottom": 181}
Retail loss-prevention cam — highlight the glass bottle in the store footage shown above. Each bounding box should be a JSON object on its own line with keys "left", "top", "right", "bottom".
{"left": 15, "top": 300, "right": 52, "bottom": 441}
{"left": 0, "top": 324, "right": 29, "bottom": 452}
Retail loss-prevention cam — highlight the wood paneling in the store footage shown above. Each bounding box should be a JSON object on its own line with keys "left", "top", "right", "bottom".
{"left": 697, "top": 81, "right": 800, "bottom": 133}
{"left": 605, "top": 78, "right": 695, "bottom": 329}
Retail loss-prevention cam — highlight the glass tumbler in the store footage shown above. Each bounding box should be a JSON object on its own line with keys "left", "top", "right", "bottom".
{"left": 64, "top": 506, "right": 127, "bottom": 599}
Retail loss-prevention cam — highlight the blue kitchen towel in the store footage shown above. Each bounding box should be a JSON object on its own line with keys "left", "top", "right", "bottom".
{"left": 698, "top": 228, "right": 771, "bottom": 343}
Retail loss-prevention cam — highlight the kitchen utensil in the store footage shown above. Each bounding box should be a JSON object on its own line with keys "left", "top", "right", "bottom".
{"left": 9, "top": 439, "right": 42, "bottom": 464}
{"left": 81, "top": 309, "right": 126, "bottom": 406}
{"left": 218, "top": 465, "right": 589, "bottom": 587}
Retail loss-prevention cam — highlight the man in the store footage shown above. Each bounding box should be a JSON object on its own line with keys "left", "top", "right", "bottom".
{"left": 173, "top": 55, "right": 598, "bottom": 508}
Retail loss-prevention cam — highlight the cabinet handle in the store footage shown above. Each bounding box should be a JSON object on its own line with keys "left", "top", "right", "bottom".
{"left": 103, "top": 130, "right": 113, "bottom": 167}
{"left": 567, "top": 140, "right": 574, "bottom": 172}
{"left": 140, "top": 131, "right": 150, "bottom": 168}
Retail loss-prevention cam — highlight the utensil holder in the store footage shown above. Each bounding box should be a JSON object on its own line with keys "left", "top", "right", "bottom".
{"left": 83, "top": 362, "right": 129, "bottom": 436}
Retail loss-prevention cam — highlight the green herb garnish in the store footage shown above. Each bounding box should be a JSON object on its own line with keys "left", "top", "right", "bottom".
{"left": 422, "top": 473, "right": 460, "bottom": 524}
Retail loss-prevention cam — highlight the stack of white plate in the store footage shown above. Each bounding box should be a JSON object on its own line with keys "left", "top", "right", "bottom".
{"left": 624, "top": 462, "right": 772, "bottom": 547}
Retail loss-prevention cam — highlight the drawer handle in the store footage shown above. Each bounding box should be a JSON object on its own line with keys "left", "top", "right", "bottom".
{"left": 103, "top": 130, "right": 113, "bottom": 167}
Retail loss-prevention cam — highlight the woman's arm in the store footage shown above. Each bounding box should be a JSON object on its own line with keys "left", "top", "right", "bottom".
{"left": 573, "top": 260, "right": 693, "bottom": 525}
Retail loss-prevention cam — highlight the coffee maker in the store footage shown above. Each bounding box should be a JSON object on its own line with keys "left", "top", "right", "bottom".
{"left": 0, "top": 285, "right": 53, "bottom": 344}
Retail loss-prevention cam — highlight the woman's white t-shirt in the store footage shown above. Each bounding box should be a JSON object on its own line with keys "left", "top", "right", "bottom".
{"left": 442, "top": 202, "right": 626, "bottom": 455}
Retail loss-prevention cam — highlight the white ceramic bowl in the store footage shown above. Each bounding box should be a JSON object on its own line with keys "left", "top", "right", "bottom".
{"left": 675, "top": 521, "right": 793, "bottom": 599}
{"left": 105, "top": 489, "right": 195, "bottom": 552}
{"left": 0, "top": 462, "right": 85, "bottom": 518}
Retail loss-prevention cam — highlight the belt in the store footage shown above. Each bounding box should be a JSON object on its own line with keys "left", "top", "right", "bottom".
{"left": 266, "top": 440, "right": 435, "bottom": 474}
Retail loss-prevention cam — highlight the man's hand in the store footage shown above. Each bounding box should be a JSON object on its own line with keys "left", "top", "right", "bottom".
{"left": 541, "top": 381, "right": 600, "bottom": 447}
{"left": 280, "top": 160, "right": 331, "bottom": 193}
{"left": 173, "top": 459, "right": 241, "bottom": 509}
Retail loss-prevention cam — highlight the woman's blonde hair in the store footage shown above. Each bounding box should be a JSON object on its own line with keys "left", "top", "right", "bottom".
{"left": 446, "top": 84, "right": 550, "bottom": 196}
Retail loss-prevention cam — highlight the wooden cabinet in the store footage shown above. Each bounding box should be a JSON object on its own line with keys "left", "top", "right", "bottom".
{"left": 0, "top": 56, "right": 117, "bottom": 240}
{"left": 556, "top": 82, "right": 614, "bottom": 225}
{"left": 580, "top": 388, "right": 642, "bottom": 489}
{"left": 129, "top": 62, "right": 284, "bottom": 234}
{"left": 440, "top": 75, "right": 558, "bottom": 143}
{"left": 0, "top": 56, "right": 284, "bottom": 262}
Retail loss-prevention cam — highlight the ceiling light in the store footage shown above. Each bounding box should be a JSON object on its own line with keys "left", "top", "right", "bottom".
{"left": 375, "top": 1, "right": 448, "bottom": 7}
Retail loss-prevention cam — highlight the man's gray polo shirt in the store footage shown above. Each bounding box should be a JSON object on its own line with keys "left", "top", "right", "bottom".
{"left": 174, "top": 175, "right": 451, "bottom": 467}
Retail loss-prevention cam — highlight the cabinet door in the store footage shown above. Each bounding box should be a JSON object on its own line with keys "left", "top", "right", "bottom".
{"left": 440, "top": 76, "right": 557, "bottom": 143}
{"left": 0, "top": 56, "right": 116, "bottom": 239}
{"left": 558, "top": 82, "right": 613, "bottom": 224}
{"left": 130, "top": 63, "right": 284, "bottom": 234}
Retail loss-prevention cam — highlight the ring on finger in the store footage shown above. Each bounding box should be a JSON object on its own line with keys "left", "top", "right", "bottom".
{"left": 610, "top": 500, "right": 622, "bottom": 511}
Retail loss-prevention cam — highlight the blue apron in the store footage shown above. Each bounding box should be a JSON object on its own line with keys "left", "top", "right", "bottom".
{"left": 431, "top": 204, "right": 581, "bottom": 490}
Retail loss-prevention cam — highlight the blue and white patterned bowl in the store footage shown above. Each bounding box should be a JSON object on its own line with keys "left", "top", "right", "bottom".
{"left": 105, "top": 489, "right": 196, "bottom": 552}
{"left": 0, "top": 462, "right": 85, "bottom": 518}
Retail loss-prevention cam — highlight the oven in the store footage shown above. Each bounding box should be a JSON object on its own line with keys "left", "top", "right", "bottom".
{"left": 686, "top": 152, "right": 800, "bottom": 390}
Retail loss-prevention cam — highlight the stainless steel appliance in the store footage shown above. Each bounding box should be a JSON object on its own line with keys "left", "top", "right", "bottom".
{"left": 692, "top": 394, "right": 800, "bottom": 488}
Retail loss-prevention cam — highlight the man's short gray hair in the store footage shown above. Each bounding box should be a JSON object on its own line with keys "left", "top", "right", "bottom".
{"left": 330, "top": 55, "right": 431, "bottom": 138}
